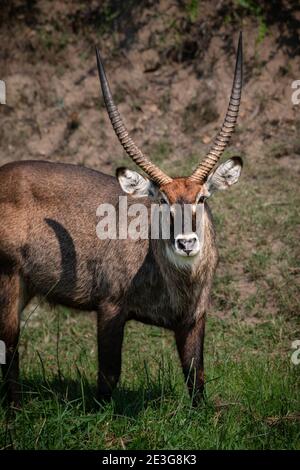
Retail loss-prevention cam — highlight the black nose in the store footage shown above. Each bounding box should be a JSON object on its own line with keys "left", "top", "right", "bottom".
{"left": 176, "top": 236, "right": 197, "bottom": 254}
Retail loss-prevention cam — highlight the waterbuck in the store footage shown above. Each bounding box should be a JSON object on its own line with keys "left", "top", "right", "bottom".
{"left": 0, "top": 34, "right": 243, "bottom": 407}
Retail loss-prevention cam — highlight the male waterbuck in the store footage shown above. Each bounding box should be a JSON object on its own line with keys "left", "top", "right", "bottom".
{"left": 0, "top": 34, "right": 243, "bottom": 407}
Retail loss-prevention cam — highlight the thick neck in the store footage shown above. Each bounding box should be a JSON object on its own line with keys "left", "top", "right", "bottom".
{"left": 150, "top": 207, "right": 217, "bottom": 311}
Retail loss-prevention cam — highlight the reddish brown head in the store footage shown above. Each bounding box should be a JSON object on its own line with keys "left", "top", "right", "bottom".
{"left": 96, "top": 34, "right": 243, "bottom": 258}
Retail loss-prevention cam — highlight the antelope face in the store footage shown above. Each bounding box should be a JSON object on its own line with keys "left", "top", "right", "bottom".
{"left": 96, "top": 33, "right": 243, "bottom": 260}
{"left": 116, "top": 157, "right": 242, "bottom": 258}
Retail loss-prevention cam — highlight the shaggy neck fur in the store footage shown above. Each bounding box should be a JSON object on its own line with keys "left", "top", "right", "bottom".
{"left": 151, "top": 206, "right": 218, "bottom": 315}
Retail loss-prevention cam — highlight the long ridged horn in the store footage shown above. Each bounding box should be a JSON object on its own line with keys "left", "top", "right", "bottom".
{"left": 96, "top": 48, "right": 172, "bottom": 186}
{"left": 189, "top": 32, "right": 243, "bottom": 183}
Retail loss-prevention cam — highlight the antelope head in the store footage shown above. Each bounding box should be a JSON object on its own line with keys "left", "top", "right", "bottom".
{"left": 96, "top": 34, "right": 243, "bottom": 259}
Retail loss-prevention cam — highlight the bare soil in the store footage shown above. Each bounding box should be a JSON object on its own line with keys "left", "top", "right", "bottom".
{"left": 1, "top": 1, "right": 299, "bottom": 169}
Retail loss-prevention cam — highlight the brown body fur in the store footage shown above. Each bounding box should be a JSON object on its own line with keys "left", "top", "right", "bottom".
{"left": 0, "top": 160, "right": 218, "bottom": 406}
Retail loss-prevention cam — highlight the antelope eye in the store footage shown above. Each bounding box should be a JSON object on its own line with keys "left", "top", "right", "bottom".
{"left": 198, "top": 195, "right": 206, "bottom": 204}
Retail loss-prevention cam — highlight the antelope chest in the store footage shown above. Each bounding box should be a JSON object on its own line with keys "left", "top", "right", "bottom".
{"left": 125, "top": 269, "right": 203, "bottom": 329}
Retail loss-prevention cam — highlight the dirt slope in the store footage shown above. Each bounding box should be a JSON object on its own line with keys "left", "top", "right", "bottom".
{"left": 0, "top": 0, "right": 299, "bottom": 172}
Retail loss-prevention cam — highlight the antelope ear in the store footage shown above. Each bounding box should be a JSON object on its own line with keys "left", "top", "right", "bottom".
{"left": 116, "top": 167, "right": 158, "bottom": 198}
{"left": 204, "top": 157, "right": 243, "bottom": 195}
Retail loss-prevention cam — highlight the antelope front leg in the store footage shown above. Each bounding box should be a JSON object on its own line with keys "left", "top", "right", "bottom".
{"left": 97, "top": 304, "right": 125, "bottom": 402}
{"left": 175, "top": 314, "right": 206, "bottom": 405}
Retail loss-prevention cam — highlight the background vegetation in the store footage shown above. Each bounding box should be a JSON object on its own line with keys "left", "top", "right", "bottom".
{"left": 0, "top": 0, "right": 299, "bottom": 449}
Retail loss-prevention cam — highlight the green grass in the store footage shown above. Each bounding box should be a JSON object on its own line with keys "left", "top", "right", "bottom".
{"left": 185, "top": 0, "right": 200, "bottom": 23}
{"left": 0, "top": 311, "right": 299, "bottom": 449}
{"left": 1, "top": 136, "right": 299, "bottom": 450}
